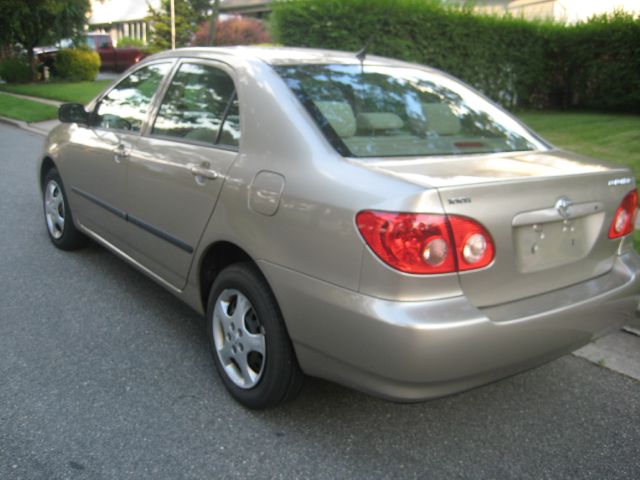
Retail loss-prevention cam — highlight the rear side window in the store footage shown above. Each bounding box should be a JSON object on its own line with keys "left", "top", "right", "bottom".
{"left": 152, "top": 62, "right": 240, "bottom": 148}
{"left": 94, "top": 62, "right": 171, "bottom": 132}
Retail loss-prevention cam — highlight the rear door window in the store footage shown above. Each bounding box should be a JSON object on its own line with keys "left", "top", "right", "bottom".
{"left": 152, "top": 62, "right": 240, "bottom": 148}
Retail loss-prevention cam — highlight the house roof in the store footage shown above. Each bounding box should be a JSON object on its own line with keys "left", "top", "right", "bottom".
{"left": 88, "top": 0, "right": 162, "bottom": 25}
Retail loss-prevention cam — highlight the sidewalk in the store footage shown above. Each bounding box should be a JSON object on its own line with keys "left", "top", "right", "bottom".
{"left": 1, "top": 111, "right": 639, "bottom": 384}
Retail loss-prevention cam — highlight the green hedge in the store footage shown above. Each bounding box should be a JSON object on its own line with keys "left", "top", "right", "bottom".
{"left": 117, "top": 36, "right": 145, "bottom": 48}
{"left": 0, "top": 58, "right": 32, "bottom": 83}
{"left": 55, "top": 49, "right": 101, "bottom": 81}
{"left": 271, "top": 0, "right": 640, "bottom": 113}
{"left": 563, "top": 12, "right": 640, "bottom": 112}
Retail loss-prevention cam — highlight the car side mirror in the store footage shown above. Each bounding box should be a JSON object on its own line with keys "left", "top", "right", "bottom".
{"left": 58, "top": 103, "right": 89, "bottom": 124}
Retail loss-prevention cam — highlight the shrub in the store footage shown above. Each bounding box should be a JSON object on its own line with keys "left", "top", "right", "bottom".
{"left": 271, "top": 0, "right": 640, "bottom": 112}
{"left": 55, "top": 49, "right": 101, "bottom": 81}
{"left": 271, "top": 0, "right": 556, "bottom": 109}
{"left": 0, "top": 57, "right": 32, "bottom": 83}
{"left": 117, "top": 36, "right": 145, "bottom": 48}
{"left": 193, "top": 16, "right": 271, "bottom": 46}
{"left": 564, "top": 11, "right": 640, "bottom": 112}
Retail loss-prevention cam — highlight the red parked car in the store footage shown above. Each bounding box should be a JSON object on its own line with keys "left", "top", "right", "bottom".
{"left": 83, "top": 33, "right": 146, "bottom": 72}
{"left": 36, "top": 33, "right": 146, "bottom": 74}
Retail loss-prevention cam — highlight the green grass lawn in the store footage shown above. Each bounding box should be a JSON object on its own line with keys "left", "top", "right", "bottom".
{"left": 518, "top": 111, "right": 640, "bottom": 249}
{"left": 0, "top": 80, "right": 112, "bottom": 104}
{"left": 518, "top": 111, "right": 640, "bottom": 180}
{"left": 0, "top": 93, "right": 58, "bottom": 122}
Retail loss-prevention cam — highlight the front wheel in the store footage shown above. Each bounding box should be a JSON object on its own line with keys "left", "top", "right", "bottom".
{"left": 206, "top": 263, "right": 303, "bottom": 409}
{"left": 42, "top": 168, "right": 87, "bottom": 250}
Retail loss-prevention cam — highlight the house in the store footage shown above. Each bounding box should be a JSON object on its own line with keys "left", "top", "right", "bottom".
{"left": 88, "top": 0, "right": 161, "bottom": 46}
{"left": 447, "top": 0, "right": 640, "bottom": 22}
{"left": 219, "top": 0, "right": 273, "bottom": 19}
{"left": 88, "top": 0, "right": 274, "bottom": 45}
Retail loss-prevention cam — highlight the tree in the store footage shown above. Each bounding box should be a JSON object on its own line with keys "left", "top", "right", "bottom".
{"left": 147, "top": 0, "right": 201, "bottom": 51}
{"left": 0, "top": 0, "right": 90, "bottom": 79}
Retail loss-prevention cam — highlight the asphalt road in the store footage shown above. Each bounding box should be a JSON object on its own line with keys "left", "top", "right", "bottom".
{"left": 1, "top": 123, "right": 639, "bottom": 480}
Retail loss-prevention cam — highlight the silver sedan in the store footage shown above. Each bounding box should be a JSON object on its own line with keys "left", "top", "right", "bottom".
{"left": 40, "top": 47, "right": 640, "bottom": 409}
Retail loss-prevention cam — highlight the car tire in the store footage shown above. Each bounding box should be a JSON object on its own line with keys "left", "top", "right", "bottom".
{"left": 206, "top": 263, "right": 303, "bottom": 409}
{"left": 42, "top": 168, "right": 87, "bottom": 250}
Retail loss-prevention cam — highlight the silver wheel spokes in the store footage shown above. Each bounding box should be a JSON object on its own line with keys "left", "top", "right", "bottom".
{"left": 213, "top": 289, "right": 266, "bottom": 389}
{"left": 45, "top": 180, "right": 65, "bottom": 239}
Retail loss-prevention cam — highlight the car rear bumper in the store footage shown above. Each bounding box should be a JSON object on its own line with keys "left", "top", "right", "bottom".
{"left": 260, "top": 252, "right": 640, "bottom": 402}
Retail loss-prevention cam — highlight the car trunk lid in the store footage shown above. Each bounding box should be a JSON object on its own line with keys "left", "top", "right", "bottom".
{"left": 357, "top": 150, "right": 635, "bottom": 307}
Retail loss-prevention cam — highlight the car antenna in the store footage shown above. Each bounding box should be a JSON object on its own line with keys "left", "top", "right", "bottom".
{"left": 355, "top": 37, "right": 373, "bottom": 72}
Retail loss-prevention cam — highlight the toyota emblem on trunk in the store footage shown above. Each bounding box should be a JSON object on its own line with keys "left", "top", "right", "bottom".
{"left": 555, "top": 197, "right": 574, "bottom": 218}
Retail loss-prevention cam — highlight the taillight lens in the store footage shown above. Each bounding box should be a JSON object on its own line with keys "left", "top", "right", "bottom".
{"left": 609, "top": 189, "right": 638, "bottom": 239}
{"left": 449, "top": 216, "right": 495, "bottom": 271}
{"left": 356, "top": 210, "right": 494, "bottom": 274}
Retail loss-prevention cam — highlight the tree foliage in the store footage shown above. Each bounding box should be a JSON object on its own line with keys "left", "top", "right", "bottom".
{"left": 0, "top": 0, "right": 90, "bottom": 78}
{"left": 147, "top": 0, "right": 201, "bottom": 51}
{"left": 193, "top": 17, "right": 271, "bottom": 46}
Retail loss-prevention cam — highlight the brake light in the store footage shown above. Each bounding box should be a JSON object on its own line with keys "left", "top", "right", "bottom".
{"left": 609, "top": 189, "right": 638, "bottom": 239}
{"left": 356, "top": 210, "right": 494, "bottom": 274}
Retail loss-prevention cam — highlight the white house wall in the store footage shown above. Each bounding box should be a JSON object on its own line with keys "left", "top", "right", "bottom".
{"left": 89, "top": 0, "right": 161, "bottom": 45}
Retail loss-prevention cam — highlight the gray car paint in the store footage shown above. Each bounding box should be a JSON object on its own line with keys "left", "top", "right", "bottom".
{"left": 40, "top": 46, "right": 640, "bottom": 401}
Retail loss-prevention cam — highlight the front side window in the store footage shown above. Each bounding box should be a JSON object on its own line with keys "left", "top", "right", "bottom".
{"left": 276, "top": 64, "right": 546, "bottom": 158}
{"left": 94, "top": 62, "right": 172, "bottom": 132}
{"left": 152, "top": 62, "right": 239, "bottom": 147}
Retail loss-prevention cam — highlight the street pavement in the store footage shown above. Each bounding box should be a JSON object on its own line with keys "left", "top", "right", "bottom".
{"left": 1, "top": 123, "right": 639, "bottom": 480}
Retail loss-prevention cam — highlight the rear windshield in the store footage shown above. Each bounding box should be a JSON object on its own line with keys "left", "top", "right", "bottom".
{"left": 275, "top": 64, "right": 545, "bottom": 158}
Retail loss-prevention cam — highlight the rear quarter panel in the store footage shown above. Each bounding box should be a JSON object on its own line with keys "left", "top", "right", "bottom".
{"left": 189, "top": 59, "right": 462, "bottom": 303}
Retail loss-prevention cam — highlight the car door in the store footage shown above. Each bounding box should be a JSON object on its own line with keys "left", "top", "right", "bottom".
{"left": 124, "top": 60, "right": 241, "bottom": 289}
{"left": 63, "top": 61, "right": 174, "bottom": 249}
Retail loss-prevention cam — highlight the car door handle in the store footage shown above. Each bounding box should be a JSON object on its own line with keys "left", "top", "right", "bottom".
{"left": 113, "top": 142, "right": 132, "bottom": 162}
{"left": 188, "top": 163, "right": 219, "bottom": 180}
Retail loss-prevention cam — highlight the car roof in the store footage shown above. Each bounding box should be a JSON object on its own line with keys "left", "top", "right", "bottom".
{"left": 150, "top": 46, "right": 428, "bottom": 69}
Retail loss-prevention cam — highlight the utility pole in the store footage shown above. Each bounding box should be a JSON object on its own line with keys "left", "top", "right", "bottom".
{"left": 170, "top": 0, "right": 176, "bottom": 49}
{"left": 207, "top": 0, "right": 221, "bottom": 45}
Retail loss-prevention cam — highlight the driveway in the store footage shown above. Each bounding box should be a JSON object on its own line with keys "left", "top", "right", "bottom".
{"left": 1, "top": 123, "right": 639, "bottom": 480}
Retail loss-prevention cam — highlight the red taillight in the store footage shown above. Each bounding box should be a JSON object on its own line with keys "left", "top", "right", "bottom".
{"left": 356, "top": 210, "right": 494, "bottom": 274}
{"left": 609, "top": 189, "right": 638, "bottom": 239}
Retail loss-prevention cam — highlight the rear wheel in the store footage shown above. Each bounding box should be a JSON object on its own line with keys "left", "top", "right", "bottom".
{"left": 206, "top": 263, "right": 303, "bottom": 409}
{"left": 42, "top": 168, "right": 87, "bottom": 250}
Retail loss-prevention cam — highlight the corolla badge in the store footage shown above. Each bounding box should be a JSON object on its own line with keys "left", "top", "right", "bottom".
{"left": 608, "top": 177, "right": 633, "bottom": 187}
{"left": 555, "top": 197, "right": 574, "bottom": 218}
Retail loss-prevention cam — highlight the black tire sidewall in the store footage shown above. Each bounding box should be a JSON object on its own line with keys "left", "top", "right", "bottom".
{"left": 206, "top": 263, "right": 301, "bottom": 409}
{"left": 42, "top": 168, "right": 85, "bottom": 250}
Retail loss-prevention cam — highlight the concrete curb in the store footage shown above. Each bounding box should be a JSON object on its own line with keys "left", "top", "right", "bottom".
{"left": 0, "top": 116, "right": 48, "bottom": 136}
{"left": 574, "top": 330, "right": 640, "bottom": 382}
